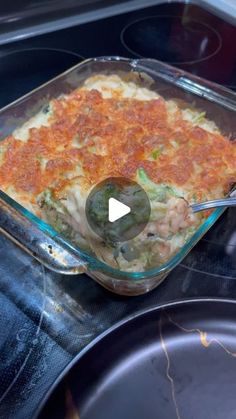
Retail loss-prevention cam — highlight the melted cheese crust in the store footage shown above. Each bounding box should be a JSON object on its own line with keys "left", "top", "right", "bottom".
{"left": 1, "top": 75, "right": 235, "bottom": 207}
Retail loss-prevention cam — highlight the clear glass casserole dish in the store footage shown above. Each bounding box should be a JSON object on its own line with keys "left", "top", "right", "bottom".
{"left": 0, "top": 56, "right": 236, "bottom": 296}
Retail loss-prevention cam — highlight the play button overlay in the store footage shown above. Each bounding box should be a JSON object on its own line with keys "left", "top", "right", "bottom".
{"left": 85, "top": 177, "right": 151, "bottom": 243}
{"left": 108, "top": 198, "right": 131, "bottom": 222}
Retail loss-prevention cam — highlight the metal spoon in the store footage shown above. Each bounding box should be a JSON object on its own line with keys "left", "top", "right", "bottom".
{"left": 191, "top": 197, "right": 236, "bottom": 213}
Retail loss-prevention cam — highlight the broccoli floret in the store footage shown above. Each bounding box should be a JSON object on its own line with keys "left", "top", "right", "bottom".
{"left": 136, "top": 168, "right": 179, "bottom": 201}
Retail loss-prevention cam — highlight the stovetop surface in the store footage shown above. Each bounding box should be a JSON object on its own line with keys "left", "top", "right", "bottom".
{"left": 0, "top": 2, "right": 236, "bottom": 418}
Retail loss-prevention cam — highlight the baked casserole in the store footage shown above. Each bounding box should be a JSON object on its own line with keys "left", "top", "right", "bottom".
{"left": 0, "top": 74, "right": 235, "bottom": 272}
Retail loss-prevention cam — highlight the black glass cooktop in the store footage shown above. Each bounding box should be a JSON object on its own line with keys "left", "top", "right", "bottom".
{"left": 0, "top": 1, "right": 236, "bottom": 109}
{"left": 0, "top": 3, "right": 236, "bottom": 419}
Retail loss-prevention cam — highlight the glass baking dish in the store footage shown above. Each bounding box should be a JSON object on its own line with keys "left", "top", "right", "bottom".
{"left": 0, "top": 56, "right": 236, "bottom": 296}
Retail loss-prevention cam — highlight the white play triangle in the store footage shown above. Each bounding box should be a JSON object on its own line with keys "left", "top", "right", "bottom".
{"left": 108, "top": 197, "right": 131, "bottom": 223}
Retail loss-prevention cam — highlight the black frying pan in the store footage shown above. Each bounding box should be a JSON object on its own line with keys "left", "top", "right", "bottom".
{"left": 0, "top": 48, "right": 82, "bottom": 108}
{"left": 35, "top": 299, "right": 236, "bottom": 419}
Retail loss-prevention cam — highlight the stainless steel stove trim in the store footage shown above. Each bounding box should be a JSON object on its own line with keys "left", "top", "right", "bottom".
{"left": 0, "top": 0, "right": 176, "bottom": 46}
{"left": 0, "top": 0, "right": 235, "bottom": 47}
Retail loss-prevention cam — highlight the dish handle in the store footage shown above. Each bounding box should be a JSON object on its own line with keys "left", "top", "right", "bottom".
{"left": 0, "top": 195, "right": 87, "bottom": 274}
{"left": 135, "top": 58, "right": 236, "bottom": 112}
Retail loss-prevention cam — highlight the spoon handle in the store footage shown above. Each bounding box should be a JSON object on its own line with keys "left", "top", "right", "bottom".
{"left": 191, "top": 197, "right": 236, "bottom": 213}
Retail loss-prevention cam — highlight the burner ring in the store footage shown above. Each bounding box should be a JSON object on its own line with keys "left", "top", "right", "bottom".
{"left": 0, "top": 48, "right": 83, "bottom": 108}
{"left": 121, "top": 15, "right": 222, "bottom": 65}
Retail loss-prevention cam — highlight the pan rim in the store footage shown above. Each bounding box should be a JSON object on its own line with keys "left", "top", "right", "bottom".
{"left": 33, "top": 297, "right": 236, "bottom": 418}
